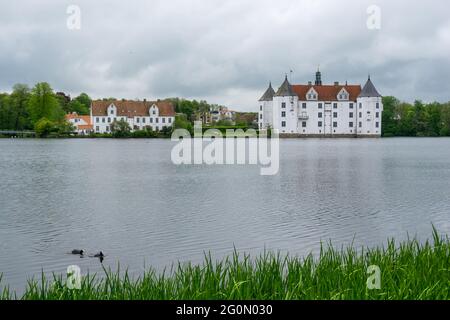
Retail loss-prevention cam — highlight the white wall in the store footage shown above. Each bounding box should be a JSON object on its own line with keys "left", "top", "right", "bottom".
{"left": 259, "top": 97, "right": 383, "bottom": 136}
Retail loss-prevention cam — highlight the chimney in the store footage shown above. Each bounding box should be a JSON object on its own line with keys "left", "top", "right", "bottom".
{"left": 308, "top": 81, "right": 312, "bottom": 86}
{"left": 143, "top": 98, "right": 146, "bottom": 102}
{"left": 334, "top": 81, "right": 339, "bottom": 86}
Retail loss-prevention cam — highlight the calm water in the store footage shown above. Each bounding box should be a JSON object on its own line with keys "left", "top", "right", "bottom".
{"left": 0, "top": 138, "right": 449, "bottom": 293}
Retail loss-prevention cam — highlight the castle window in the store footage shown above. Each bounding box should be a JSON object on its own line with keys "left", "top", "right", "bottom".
{"left": 96, "top": 126, "right": 99, "bottom": 132}
{"left": 156, "top": 118, "right": 159, "bottom": 123}
{"left": 108, "top": 117, "right": 111, "bottom": 123}
{"left": 282, "top": 103, "right": 286, "bottom": 108}
{"left": 359, "top": 122, "right": 362, "bottom": 128}
{"left": 376, "top": 122, "right": 379, "bottom": 128}
{"left": 302, "top": 122, "right": 307, "bottom": 128}
{"left": 106, "top": 126, "right": 110, "bottom": 132}
{"left": 359, "top": 112, "right": 362, "bottom": 118}
{"left": 376, "top": 112, "right": 379, "bottom": 118}
{"left": 153, "top": 110, "right": 156, "bottom": 115}
{"left": 333, "top": 122, "right": 338, "bottom": 128}
{"left": 349, "top": 112, "right": 354, "bottom": 118}
{"left": 102, "top": 118, "right": 105, "bottom": 123}
{"left": 281, "top": 121, "right": 286, "bottom": 127}
{"left": 333, "top": 103, "right": 338, "bottom": 109}
{"left": 260, "top": 106, "right": 262, "bottom": 111}
{"left": 136, "top": 118, "right": 140, "bottom": 123}
{"left": 260, "top": 114, "right": 263, "bottom": 119}
{"left": 318, "top": 103, "right": 323, "bottom": 109}
{"left": 281, "top": 111, "right": 286, "bottom": 117}
{"left": 163, "top": 118, "right": 166, "bottom": 123}
{"left": 302, "top": 103, "right": 307, "bottom": 109}
{"left": 150, "top": 118, "right": 153, "bottom": 123}
{"left": 318, "top": 121, "right": 322, "bottom": 127}
{"left": 376, "top": 103, "right": 380, "bottom": 109}
{"left": 359, "top": 103, "right": 362, "bottom": 109}
{"left": 333, "top": 112, "right": 338, "bottom": 118}
{"left": 143, "top": 118, "right": 146, "bottom": 123}
{"left": 169, "top": 118, "right": 172, "bottom": 123}
{"left": 96, "top": 117, "right": 99, "bottom": 123}
{"left": 110, "top": 110, "right": 114, "bottom": 115}
{"left": 318, "top": 112, "right": 323, "bottom": 118}
{"left": 350, "top": 103, "right": 354, "bottom": 109}
{"left": 349, "top": 122, "right": 354, "bottom": 128}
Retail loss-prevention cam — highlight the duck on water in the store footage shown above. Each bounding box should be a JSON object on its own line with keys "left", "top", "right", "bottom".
{"left": 70, "top": 249, "right": 105, "bottom": 261}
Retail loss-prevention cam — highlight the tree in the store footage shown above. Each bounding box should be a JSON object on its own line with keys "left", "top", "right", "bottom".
{"left": 28, "top": 82, "right": 64, "bottom": 125}
{"left": 173, "top": 114, "right": 193, "bottom": 133}
{"left": 68, "top": 93, "right": 91, "bottom": 115}
{"left": 110, "top": 119, "right": 131, "bottom": 138}
{"left": 67, "top": 99, "right": 89, "bottom": 115}
{"left": 10, "top": 84, "right": 31, "bottom": 130}
{"left": 0, "top": 93, "right": 12, "bottom": 130}
{"left": 34, "top": 118, "right": 55, "bottom": 137}
{"left": 381, "top": 96, "right": 400, "bottom": 137}
{"left": 440, "top": 103, "right": 450, "bottom": 136}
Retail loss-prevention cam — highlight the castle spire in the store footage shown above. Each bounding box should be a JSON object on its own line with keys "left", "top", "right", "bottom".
{"left": 275, "top": 75, "right": 296, "bottom": 97}
{"left": 359, "top": 76, "right": 381, "bottom": 98}
{"left": 259, "top": 81, "right": 275, "bottom": 101}
{"left": 315, "top": 67, "right": 322, "bottom": 86}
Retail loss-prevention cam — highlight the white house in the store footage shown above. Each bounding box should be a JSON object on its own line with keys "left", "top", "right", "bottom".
{"left": 258, "top": 70, "right": 383, "bottom": 137}
{"left": 65, "top": 113, "right": 93, "bottom": 135}
{"left": 91, "top": 100, "right": 175, "bottom": 133}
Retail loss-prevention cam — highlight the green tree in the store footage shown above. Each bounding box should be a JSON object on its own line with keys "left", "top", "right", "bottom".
{"left": 173, "top": 114, "right": 193, "bottom": 133}
{"left": 67, "top": 99, "right": 89, "bottom": 115}
{"left": 381, "top": 96, "right": 400, "bottom": 137}
{"left": 28, "top": 82, "right": 63, "bottom": 125}
{"left": 10, "top": 84, "right": 31, "bottom": 130}
{"left": 0, "top": 93, "right": 12, "bottom": 130}
{"left": 110, "top": 119, "right": 131, "bottom": 138}
{"left": 34, "top": 118, "right": 55, "bottom": 137}
{"left": 440, "top": 103, "right": 450, "bottom": 136}
{"left": 67, "top": 93, "right": 91, "bottom": 115}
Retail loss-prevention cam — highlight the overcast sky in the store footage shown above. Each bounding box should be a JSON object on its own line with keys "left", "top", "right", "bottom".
{"left": 1, "top": 0, "right": 449, "bottom": 111}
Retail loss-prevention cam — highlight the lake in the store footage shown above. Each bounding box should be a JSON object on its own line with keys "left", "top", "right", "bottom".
{"left": 0, "top": 138, "right": 449, "bottom": 293}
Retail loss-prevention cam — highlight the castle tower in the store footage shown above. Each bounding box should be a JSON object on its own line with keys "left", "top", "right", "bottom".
{"left": 273, "top": 75, "right": 298, "bottom": 133}
{"left": 356, "top": 76, "right": 383, "bottom": 136}
{"left": 258, "top": 82, "right": 275, "bottom": 130}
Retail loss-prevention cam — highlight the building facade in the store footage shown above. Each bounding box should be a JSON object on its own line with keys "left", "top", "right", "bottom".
{"left": 258, "top": 70, "right": 383, "bottom": 137}
{"left": 90, "top": 100, "right": 175, "bottom": 134}
{"left": 65, "top": 113, "right": 93, "bottom": 135}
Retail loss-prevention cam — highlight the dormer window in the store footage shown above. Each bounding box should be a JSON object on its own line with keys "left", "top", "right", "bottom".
{"left": 338, "top": 89, "right": 349, "bottom": 101}
{"left": 307, "top": 89, "right": 318, "bottom": 101}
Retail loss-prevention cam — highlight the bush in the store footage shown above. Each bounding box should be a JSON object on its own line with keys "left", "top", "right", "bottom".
{"left": 110, "top": 119, "right": 131, "bottom": 138}
{"left": 34, "top": 118, "right": 55, "bottom": 138}
{"left": 132, "top": 127, "right": 157, "bottom": 138}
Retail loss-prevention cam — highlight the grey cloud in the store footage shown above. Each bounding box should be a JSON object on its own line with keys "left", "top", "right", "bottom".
{"left": 0, "top": 0, "right": 449, "bottom": 111}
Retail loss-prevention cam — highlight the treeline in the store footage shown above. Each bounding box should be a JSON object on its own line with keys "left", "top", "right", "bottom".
{"left": 382, "top": 97, "right": 450, "bottom": 137}
{"left": 0, "top": 82, "right": 91, "bottom": 136}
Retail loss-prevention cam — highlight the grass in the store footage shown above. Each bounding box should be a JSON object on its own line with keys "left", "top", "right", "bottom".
{"left": 1, "top": 228, "right": 449, "bottom": 300}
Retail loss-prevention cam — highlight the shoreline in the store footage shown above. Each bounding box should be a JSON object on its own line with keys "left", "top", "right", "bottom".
{"left": 1, "top": 230, "right": 448, "bottom": 300}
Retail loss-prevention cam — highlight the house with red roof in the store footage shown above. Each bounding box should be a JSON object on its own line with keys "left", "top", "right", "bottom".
{"left": 90, "top": 100, "right": 175, "bottom": 134}
{"left": 65, "top": 113, "right": 93, "bottom": 135}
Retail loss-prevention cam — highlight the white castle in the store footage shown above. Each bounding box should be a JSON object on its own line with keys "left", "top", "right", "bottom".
{"left": 258, "top": 70, "right": 383, "bottom": 137}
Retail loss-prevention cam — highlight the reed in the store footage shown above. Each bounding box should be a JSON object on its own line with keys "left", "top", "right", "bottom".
{"left": 1, "top": 228, "right": 448, "bottom": 300}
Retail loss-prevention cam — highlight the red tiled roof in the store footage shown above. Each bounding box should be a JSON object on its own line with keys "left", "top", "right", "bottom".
{"left": 91, "top": 100, "right": 175, "bottom": 117}
{"left": 65, "top": 114, "right": 92, "bottom": 125}
{"left": 292, "top": 84, "right": 361, "bottom": 102}
{"left": 78, "top": 124, "right": 93, "bottom": 130}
